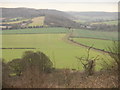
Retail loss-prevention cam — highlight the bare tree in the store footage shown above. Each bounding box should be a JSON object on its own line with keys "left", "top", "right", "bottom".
{"left": 76, "top": 46, "right": 99, "bottom": 76}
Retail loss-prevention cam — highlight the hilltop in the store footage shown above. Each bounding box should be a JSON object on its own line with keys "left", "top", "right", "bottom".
{"left": 1, "top": 8, "right": 80, "bottom": 28}
{"left": 1, "top": 8, "right": 118, "bottom": 30}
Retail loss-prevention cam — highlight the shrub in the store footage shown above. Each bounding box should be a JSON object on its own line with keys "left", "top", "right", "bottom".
{"left": 8, "top": 59, "right": 24, "bottom": 76}
{"left": 107, "top": 41, "right": 119, "bottom": 67}
{"left": 8, "top": 51, "right": 53, "bottom": 76}
{"left": 107, "top": 41, "right": 120, "bottom": 88}
{"left": 22, "top": 51, "right": 53, "bottom": 72}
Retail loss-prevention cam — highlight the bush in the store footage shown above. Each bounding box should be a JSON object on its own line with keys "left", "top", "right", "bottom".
{"left": 107, "top": 41, "right": 120, "bottom": 88}
{"left": 107, "top": 41, "right": 119, "bottom": 69}
{"left": 8, "top": 59, "right": 24, "bottom": 76}
{"left": 8, "top": 51, "right": 53, "bottom": 76}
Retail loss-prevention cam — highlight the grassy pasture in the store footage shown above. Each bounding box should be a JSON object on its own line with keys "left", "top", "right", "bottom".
{"left": 1, "top": 28, "right": 116, "bottom": 70}
{"left": 2, "top": 19, "right": 30, "bottom": 24}
{"left": 28, "top": 16, "right": 45, "bottom": 26}
{"left": 73, "top": 20, "right": 86, "bottom": 24}
{"left": 91, "top": 20, "right": 118, "bottom": 25}
{"left": 1, "top": 28, "right": 69, "bottom": 34}
{"left": 71, "top": 29, "right": 118, "bottom": 41}
{"left": 72, "top": 38, "right": 115, "bottom": 51}
{"left": 2, "top": 33, "right": 112, "bottom": 71}
{"left": 2, "top": 28, "right": 118, "bottom": 41}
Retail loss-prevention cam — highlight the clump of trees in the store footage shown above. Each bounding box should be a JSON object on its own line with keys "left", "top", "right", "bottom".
{"left": 2, "top": 51, "right": 54, "bottom": 88}
{"left": 4, "top": 51, "right": 53, "bottom": 76}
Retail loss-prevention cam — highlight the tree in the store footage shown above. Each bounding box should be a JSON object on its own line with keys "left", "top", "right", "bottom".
{"left": 22, "top": 51, "right": 53, "bottom": 72}
{"left": 76, "top": 47, "right": 99, "bottom": 76}
{"left": 8, "top": 51, "right": 53, "bottom": 76}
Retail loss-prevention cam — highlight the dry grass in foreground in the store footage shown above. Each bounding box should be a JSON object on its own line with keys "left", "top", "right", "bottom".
{"left": 3, "top": 68, "right": 118, "bottom": 88}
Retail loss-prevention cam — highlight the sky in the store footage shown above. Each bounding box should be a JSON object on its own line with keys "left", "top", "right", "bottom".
{"left": 0, "top": 0, "right": 119, "bottom": 12}
{"left": 0, "top": 0, "right": 119, "bottom": 3}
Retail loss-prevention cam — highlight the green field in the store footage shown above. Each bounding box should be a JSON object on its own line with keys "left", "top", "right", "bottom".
{"left": 1, "top": 28, "right": 69, "bottom": 34}
{"left": 72, "top": 38, "right": 115, "bottom": 51}
{"left": 74, "top": 20, "right": 87, "bottom": 24}
{"left": 2, "top": 28, "right": 118, "bottom": 41}
{"left": 2, "top": 19, "right": 30, "bottom": 24}
{"left": 28, "top": 16, "right": 45, "bottom": 26}
{"left": 91, "top": 20, "right": 118, "bottom": 25}
{"left": 1, "top": 28, "right": 116, "bottom": 71}
{"left": 71, "top": 29, "right": 118, "bottom": 41}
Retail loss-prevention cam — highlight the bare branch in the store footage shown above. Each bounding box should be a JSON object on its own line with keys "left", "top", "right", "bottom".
{"left": 93, "top": 55, "right": 99, "bottom": 61}
{"left": 86, "top": 44, "right": 94, "bottom": 61}
{"left": 76, "top": 56, "right": 87, "bottom": 69}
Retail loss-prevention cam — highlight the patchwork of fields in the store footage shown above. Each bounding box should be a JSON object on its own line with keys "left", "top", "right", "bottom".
{"left": 1, "top": 28, "right": 117, "bottom": 71}
{"left": 2, "top": 19, "right": 30, "bottom": 24}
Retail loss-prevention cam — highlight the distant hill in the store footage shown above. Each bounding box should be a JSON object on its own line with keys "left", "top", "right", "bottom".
{"left": 68, "top": 12, "right": 118, "bottom": 22}
{"left": 1, "top": 8, "right": 80, "bottom": 28}
{"left": 2, "top": 8, "right": 72, "bottom": 18}
{"left": 1, "top": 8, "right": 118, "bottom": 29}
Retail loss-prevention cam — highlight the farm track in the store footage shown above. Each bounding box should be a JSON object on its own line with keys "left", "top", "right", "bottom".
{"left": 63, "top": 33, "right": 111, "bottom": 54}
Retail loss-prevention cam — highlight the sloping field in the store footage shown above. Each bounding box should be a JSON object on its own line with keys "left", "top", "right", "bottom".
{"left": 71, "top": 29, "right": 118, "bottom": 41}
{"left": 2, "top": 19, "right": 30, "bottom": 24}
{"left": 91, "top": 20, "right": 118, "bottom": 25}
{"left": 28, "top": 16, "right": 45, "bottom": 26}
{"left": 72, "top": 38, "right": 115, "bottom": 51}
{"left": 1, "top": 28, "right": 69, "bottom": 34}
{"left": 2, "top": 33, "right": 112, "bottom": 71}
{"left": 2, "top": 28, "right": 118, "bottom": 41}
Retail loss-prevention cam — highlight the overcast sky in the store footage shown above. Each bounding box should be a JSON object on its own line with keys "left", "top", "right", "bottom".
{"left": 0, "top": 0, "right": 119, "bottom": 12}
{"left": 0, "top": 0, "right": 119, "bottom": 3}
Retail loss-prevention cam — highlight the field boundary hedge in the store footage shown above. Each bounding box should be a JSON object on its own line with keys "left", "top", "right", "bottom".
{"left": 65, "top": 33, "right": 114, "bottom": 54}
